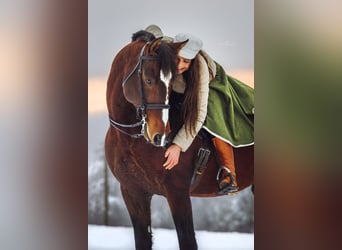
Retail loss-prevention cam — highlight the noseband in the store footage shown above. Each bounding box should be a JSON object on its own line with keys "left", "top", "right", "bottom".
{"left": 109, "top": 43, "right": 170, "bottom": 139}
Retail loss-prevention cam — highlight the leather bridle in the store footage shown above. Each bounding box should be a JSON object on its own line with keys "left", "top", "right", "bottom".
{"left": 109, "top": 44, "right": 170, "bottom": 140}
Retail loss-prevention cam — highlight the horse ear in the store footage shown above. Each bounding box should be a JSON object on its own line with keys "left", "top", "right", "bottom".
{"left": 149, "top": 37, "right": 163, "bottom": 53}
{"left": 169, "top": 40, "right": 188, "bottom": 54}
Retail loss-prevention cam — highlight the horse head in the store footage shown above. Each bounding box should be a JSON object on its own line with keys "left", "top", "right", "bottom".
{"left": 118, "top": 37, "right": 186, "bottom": 147}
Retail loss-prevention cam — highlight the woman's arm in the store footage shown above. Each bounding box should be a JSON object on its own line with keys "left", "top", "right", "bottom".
{"left": 164, "top": 56, "right": 210, "bottom": 169}
{"left": 172, "top": 55, "right": 210, "bottom": 152}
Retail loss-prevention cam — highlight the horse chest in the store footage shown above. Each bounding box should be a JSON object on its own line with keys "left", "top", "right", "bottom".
{"left": 114, "top": 152, "right": 165, "bottom": 191}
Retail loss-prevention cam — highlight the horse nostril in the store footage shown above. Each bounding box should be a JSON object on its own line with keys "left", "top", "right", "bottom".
{"left": 153, "top": 134, "right": 162, "bottom": 146}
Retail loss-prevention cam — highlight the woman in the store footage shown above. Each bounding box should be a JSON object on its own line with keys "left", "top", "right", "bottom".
{"left": 163, "top": 33, "right": 254, "bottom": 194}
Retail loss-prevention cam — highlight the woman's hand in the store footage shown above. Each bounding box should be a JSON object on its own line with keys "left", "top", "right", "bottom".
{"left": 163, "top": 144, "right": 181, "bottom": 170}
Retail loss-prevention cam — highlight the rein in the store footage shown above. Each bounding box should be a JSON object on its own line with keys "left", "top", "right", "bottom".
{"left": 109, "top": 116, "right": 145, "bottom": 139}
{"left": 109, "top": 43, "right": 170, "bottom": 139}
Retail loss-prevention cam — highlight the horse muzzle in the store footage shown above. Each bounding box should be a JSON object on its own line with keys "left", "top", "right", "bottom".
{"left": 145, "top": 131, "right": 169, "bottom": 147}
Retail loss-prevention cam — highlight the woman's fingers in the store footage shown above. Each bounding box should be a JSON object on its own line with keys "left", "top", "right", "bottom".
{"left": 163, "top": 145, "right": 180, "bottom": 169}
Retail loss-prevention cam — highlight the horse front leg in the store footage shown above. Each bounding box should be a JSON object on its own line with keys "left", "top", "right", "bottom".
{"left": 166, "top": 192, "right": 197, "bottom": 250}
{"left": 120, "top": 185, "right": 153, "bottom": 250}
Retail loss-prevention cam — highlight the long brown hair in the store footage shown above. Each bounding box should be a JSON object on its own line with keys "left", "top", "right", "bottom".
{"left": 181, "top": 54, "right": 200, "bottom": 136}
{"left": 181, "top": 51, "right": 214, "bottom": 136}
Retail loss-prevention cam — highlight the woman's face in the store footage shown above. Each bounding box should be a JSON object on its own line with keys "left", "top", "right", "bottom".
{"left": 176, "top": 56, "right": 192, "bottom": 75}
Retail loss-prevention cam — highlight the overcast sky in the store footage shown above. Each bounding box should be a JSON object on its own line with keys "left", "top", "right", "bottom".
{"left": 88, "top": 0, "right": 254, "bottom": 78}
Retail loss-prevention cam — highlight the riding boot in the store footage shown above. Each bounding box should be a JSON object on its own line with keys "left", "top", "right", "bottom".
{"left": 212, "top": 137, "right": 239, "bottom": 194}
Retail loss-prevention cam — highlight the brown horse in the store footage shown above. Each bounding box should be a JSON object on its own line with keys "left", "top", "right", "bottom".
{"left": 105, "top": 33, "right": 254, "bottom": 250}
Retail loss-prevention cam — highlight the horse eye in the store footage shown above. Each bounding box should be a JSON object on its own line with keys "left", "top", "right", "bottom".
{"left": 146, "top": 79, "right": 152, "bottom": 85}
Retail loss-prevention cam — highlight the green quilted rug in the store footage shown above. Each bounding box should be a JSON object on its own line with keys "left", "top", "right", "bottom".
{"left": 203, "top": 62, "right": 254, "bottom": 147}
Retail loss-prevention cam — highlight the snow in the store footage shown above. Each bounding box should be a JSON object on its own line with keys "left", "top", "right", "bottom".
{"left": 88, "top": 225, "right": 254, "bottom": 250}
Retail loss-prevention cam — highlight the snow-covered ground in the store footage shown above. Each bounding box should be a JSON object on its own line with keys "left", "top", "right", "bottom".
{"left": 88, "top": 225, "right": 254, "bottom": 250}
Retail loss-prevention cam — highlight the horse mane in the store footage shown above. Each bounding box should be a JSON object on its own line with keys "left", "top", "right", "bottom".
{"left": 157, "top": 41, "right": 178, "bottom": 80}
{"left": 131, "top": 30, "right": 177, "bottom": 81}
{"left": 131, "top": 30, "right": 155, "bottom": 42}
